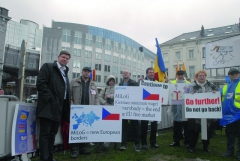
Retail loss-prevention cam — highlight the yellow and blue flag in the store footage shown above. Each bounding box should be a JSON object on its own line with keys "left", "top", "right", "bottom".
{"left": 154, "top": 38, "right": 166, "bottom": 82}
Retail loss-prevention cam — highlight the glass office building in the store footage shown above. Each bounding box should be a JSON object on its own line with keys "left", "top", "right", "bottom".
{"left": 41, "top": 21, "right": 156, "bottom": 87}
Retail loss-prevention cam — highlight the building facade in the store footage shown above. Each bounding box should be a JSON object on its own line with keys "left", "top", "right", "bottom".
{"left": 3, "top": 19, "right": 42, "bottom": 98}
{"left": 161, "top": 24, "right": 240, "bottom": 87}
{"left": 41, "top": 21, "right": 156, "bottom": 87}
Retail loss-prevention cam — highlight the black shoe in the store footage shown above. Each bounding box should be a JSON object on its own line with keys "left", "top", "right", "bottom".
{"left": 120, "top": 144, "right": 126, "bottom": 150}
{"left": 189, "top": 148, "right": 195, "bottom": 153}
{"left": 70, "top": 151, "right": 78, "bottom": 158}
{"left": 169, "top": 142, "right": 180, "bottom": 147}
{"left": 151, "top": 144, "right": 159, "bottom": 148}
{"left": 79, "top": 148, "right": 90, "bottom": 154}
{"left": 238, "top": 155, "right": 240, "bottom": 160}
{"left": 203, "top": 147, "right": 210, "bottom": 152}
{"left": 222, "top": 151, "right": 233, "bottom": 157}
{"left": 114, "top": 143, "right": 119, "bottom": 150}
{"left": 185, "top": 144, "right": 190, "bottom": 148}
{"left": 49, "top": 159, "right": 58, "bottom": 161}
{"left": 142, "top": 144, "right": 149, "bottom": 150}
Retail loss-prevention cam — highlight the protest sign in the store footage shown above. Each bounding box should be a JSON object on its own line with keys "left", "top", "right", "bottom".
{"left": 185, "top": 92, "right": 222, "bottom": 118}
{"left": 11, "top": 104, "right": 37, "bottom": 156}
{"left": 114, "top": 86, "right": 161, "bottom": 121}
{"left": 139, "top": 80, "right": 169, "bottom": 104}
{"left": 169, "top": 83, "right": 193, "bottom": 105}
{"left": 69, "top": 105, "right": 122, "bottom": 143}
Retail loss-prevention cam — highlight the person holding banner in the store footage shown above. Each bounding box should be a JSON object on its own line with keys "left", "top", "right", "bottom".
{"left": 139, "top": 67, "right": 159, "bottom": 149}
{"left": 119, "top": 70, "right": 141, "bottom": 152}
{"left": 98, "top": 75, "right": 118, "bottom": 150}
{"left": 36, "top": 50, "right": 71, "bottom": 161}
{"left": 188, "top": 70, "right": 217, "bottom": 153}
{"left": 220, "top": 68, "right": 240, "bottom": 160}
{"left": 169, "top": 70, "right": 190, "bottom": 148}
{"left": 70, "top": 67, "right": 100, "bottom": 158}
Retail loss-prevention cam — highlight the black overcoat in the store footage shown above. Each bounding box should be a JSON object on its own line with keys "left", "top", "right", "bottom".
{"left": 36, "top": 61, "right": 70, "bottom": 122}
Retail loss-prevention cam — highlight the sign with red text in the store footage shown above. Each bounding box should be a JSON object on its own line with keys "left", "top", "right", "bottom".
{"left": 139, "top": 80, "right": 169, "bottom": 105}
{"left": 184, "top": 92, "right": 222, "bottom": 118}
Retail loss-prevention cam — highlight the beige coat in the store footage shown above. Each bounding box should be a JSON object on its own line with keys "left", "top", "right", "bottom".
{"left": 70, "top": 77, "right": 99, "bottom": 105}
{"left": 98, "top": 75, "right": 115, "bottom": 105}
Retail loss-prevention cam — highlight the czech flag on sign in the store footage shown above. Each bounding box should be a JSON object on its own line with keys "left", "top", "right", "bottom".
{"left": 142, "top": 88, "right": 159, "bottom": 100}
{"left": 102, "top": 108, "right": 120, "bottom": 120}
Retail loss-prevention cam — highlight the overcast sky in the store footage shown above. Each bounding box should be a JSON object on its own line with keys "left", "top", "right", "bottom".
{"left": 2, "top": 0, "right": 240, "bottom": 52}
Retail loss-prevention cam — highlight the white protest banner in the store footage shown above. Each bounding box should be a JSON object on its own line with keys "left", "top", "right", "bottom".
{"left": 185, "top": 92, "right": 222, "bottom": 118}
{"left": 114, "top": 86, "right": 161, "bottom": 121}
{"left": 205, "top": 35, "right": 240, "bottom": 68}
{"left": 169, "top": 83, "right": 193, "bottom": 105}
{"left": 69, "top": 105, "right": 122, "bottom": 143}
{"left": 139, "top": 80, "right": 169, "bottom": 104}
{"left": 12, "top": 104, "right": 37, "bottom": 156}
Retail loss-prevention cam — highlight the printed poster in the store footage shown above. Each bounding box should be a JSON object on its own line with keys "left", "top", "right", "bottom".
{"left": 114, "top": 86, "right": 162, "bottom": 121}
{"left": 139, "top": 80, "right": 169, "bottom": 105}
{"left": 69, "top": 105, "right": 122, "bottom": 143}
{"left": 11, "top": 104, "right": 37, "bottom": 156}
{"left": 169, "top": 83, "right": 193, "bottom": 105}
{"left": 185, "top": 92, "right": 222, "bottom": 118}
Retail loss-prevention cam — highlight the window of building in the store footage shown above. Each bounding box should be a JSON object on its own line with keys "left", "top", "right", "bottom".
{"left": 217, "top": 68, "right": 224, "bottom": 76}
{"left": 31, "top": 80, "right": 35, "bottom": 84}
{"left": 25, "top": 79, "right": 29, "bottom": 83}
{"left": 175, "top": 51, "right": 181, "bottom": 60}
{"left": 95, "top": 64, "right": 101, "bottom": 71}
{"left": 62, "top": 29, "right": 71, "bottom": 43}
{"left": 202, "top": 47, "right": 206, "bottom": 58}
{"left": 104, "top": 39, "right": 111, "bottom": 51}
{"left": 115, "top": 77, "right": 118, "bottom": 84}
{"left": 133, "top": 52, "right": 136, "bottom": 58}
{"left": 104, "top": 76, "right": 108, "bottom": 83}
{"left": 120, "top": 58, "right": 125, "bottom": 65}
{"left": 72, "top": 73, "right": 76, "bottom": 79}
{"left": 85, "top": 50, "right": 92, "bottom": 58}
{"left": 104, "top": 65, "right": 110, "bottom": 72}
{"left": 104, "top": 54, "right": 111, "bottom": 62}
{"left": 114, "top": 41, "right": 119, "bottom": 53}
{"left": 84, "top": 61, "right": 91, "bottom": 68}
{"left": 189, "top": 50, "right": 194, "bottom": 59}
{"left": 95, "top": 52, "right": 102, "bottom": 60}
{"left": 113, "top": 56, "right": 119, "bottom": 63}
{"left": 112, "top": 66, "right": 118, "bottom": 74}
{"left": 163, "top": 53, "right": 168, "bottom": 61}
{"left": 132, "top": 61, "right": 136, "bottom": 68}
{"left": 126, "top": 59, "right": 131, "bottom": 67}
{"left": 189, "top": 66, "right": 195, "bottom": 78}
{"left": 96, "top": 75, "right": 101, "bottom": 82}
{"left": 96, "top": 36, "right": 102, "bottom": 49}
{"left": 85, "top": 33, "right": 92, "bottom": 47}
{"left": 73, "top": 60, "right": 81, "bottom": 68}
{"left": 74, "top": 31, "right": 82, "bottom": 44}
{"left": 73, "top": 48, "right": 81, "bottom": 57}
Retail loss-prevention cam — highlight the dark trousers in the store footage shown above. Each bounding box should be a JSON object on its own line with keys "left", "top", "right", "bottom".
{"left": 39, "top": 117, "right": 60, "bottom": 161}
{"left": 173, "top": 121, "right": 190, "bottom": 145}
{"left": 141, "top": 120, "right": 157, "bottom": 145}
{"left": 226, "top": 120, "right": 240, "bottom": 154}
{"left": 121, "top": 119, "right": 140, "bottom": 146}
{"left": 70, "top": 143, "right": 88, "bottom": 152}
{"left": 189, "top": 129, "right": 211, "bottom": 149}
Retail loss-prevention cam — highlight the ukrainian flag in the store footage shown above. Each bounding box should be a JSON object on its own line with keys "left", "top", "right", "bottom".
{"left": 154, "top": 38, "right": 166, "bottom": 82}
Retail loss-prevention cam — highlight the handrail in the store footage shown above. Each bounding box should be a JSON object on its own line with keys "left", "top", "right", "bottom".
{"left": 0, "top": 95, "right": 19, "bottom": 101}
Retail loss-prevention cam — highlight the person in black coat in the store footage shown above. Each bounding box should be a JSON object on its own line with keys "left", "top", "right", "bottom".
{"left": 36, "top": 50, "right": 71, "bottom": 161}
{"left": 119, "top": 70, "right": 141, "bottom": 152}
{"left": 139, "top": 68, "right": 159, "bottom": 149}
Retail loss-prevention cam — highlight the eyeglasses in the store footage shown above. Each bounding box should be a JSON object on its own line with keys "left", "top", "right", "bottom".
{"left": 229, "top": 72, "right": 239, "bottom": 76}
{"left": 177, "top": 73, "right": 184, "bottom": 76}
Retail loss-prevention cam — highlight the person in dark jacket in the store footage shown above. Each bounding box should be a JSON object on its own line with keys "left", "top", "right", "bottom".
{"left": 36, "top": 50, "right": 71, "bottom": 161}
{"left": 139, "top": 67, "right": 159, "bottom": 149}
{"left": 119, "top": 70, "right": 141, "bottom": 152}
{"left": 188, "top": 70, "right": 217, "bottom": 153}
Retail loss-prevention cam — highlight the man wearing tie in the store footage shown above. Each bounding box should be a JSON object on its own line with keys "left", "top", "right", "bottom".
{"left": 36, "top": 50, "right": 71, "bottom": 161}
